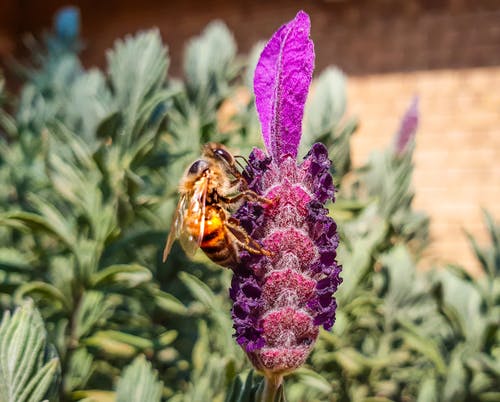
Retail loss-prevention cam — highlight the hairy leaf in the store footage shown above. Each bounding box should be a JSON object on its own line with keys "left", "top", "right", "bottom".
{"left": 116, "top": 355, "right": 162, "bottom": 402}
{"left": 0, "top": 301, "right": 59, "bottom": 402}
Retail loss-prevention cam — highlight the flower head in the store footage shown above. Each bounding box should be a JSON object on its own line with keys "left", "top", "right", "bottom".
{"left": 230, "top": 11, "right": 342, "bottom": 376}
{"left": 393, "top": 96, "right": 419, "bottom": 157}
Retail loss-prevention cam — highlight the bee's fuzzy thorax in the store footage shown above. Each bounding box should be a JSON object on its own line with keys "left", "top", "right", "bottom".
{"left": 177, "top": 159, "right": 232, "bottom": 196}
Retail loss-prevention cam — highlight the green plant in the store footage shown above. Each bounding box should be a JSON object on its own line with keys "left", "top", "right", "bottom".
{"left": 0, "top": 301, "right": 60, "bottom": 402}
{"left": 0, "top": 8, "right": 498, "bottom": 402}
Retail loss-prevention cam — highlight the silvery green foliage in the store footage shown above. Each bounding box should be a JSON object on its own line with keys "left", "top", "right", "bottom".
{"left": 106, "top": 29, "right": 170, "bottom": 151}
{"left": 0, "top": 15, "right": 253, "bottom": 401}
{"left": 184, "top": 21, "right": 237, "bottom": 103}
{"left": 303, "top": 67, "right": 358, "bottom": 183}
{"left": 116, "top": 355, "right": 163, "bottom": 402}
{"left": 167, "top": 271, "right": 247, "bottom": 402}
{"left": 65, "top": 69, "right": 112, "bottom": 144}
{"left": 360, "top": 129, "right": 429, "bottom": 254}
{"left": 0, "top": 77, "right": 16, "bottom": 138}
{"left": 0, "top": 12, "right": 498, "bottom": 402}
{"left": 0, "top": 301, "right": 59, "bottom": 402}
{"left": 225, "top": 371, "right": 261, "bottom": 402}
{"left": 0, "top": 24, "right": 182, "bottom": 400}
{"left": 167, "top": 20, "right": 241, "bottom": 188}
{"left": 420, "top": 211, "right": 499, "bottom": 402}
{"left": 466, "top": 209, "right": 500, "bottom": 281}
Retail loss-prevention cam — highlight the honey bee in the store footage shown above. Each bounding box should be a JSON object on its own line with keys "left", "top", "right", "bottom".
{"left": 162, "top": 143, "right": 269, "bottom": 267}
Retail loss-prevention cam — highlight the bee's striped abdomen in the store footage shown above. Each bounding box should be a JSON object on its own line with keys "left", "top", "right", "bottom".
{"left": 201, "top": 206, "right": 238, "bottom": 267}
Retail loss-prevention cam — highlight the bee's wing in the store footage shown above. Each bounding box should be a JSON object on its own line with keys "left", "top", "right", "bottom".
{"left": 178, "top": 177, "right": 208, "bottom": 256}
{"left": 162, "top": 194, "right": 188, "bottom": 262}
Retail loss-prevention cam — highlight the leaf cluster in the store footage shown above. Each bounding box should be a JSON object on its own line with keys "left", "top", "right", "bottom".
{"left": 0, "top": 13, "right": 498, "bottom": 402}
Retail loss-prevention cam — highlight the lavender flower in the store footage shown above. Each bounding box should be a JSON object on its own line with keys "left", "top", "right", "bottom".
{"left": 230, "top": 11, "right": 342, "bottom": 377}
{"left": 393, "top": 96, "right": 419, "bottom": 157}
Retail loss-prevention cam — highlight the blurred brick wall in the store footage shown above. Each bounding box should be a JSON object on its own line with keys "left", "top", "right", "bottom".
{"left": 348, "top": 68, "right": 500, "bottom": 274}
{"left": 1, "top": 0, "right": 499, "bottom": 273}
{"left": 2, "top": 0, "right": 500, "bottom": 76}
{"left": 0, "top": 0, "right": 17, "bottom": 60}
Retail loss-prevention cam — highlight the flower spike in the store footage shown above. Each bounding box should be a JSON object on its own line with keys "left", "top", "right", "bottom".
{"left": 230, "top": 11, "right": 342, "bottom": 377}
{"left": 393, "top": 96, "right": 419, "bottom": 156}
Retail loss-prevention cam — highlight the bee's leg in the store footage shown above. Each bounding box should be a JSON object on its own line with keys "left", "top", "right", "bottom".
{"left": 225, "top": 221, "right": 272, "bottom": 256}
{"left": 227, "top": 217, "right": 240, "bottom": 225}
{"left": 221, "top": 190, "right": 272, "bottom": 206}
{"left": 228, "top": 172, "right": 251, "bottom": 191}
{"left": 233, "top": 156, "right": 252, "bottom": 187}
{"left": 226, "top": 165, "right": 245, "bottom": 181}
{"left": 234, "top": 155, "right": 249, "bottom": 167}
{"left": 229, "top": 177, "right": 246, "bottom": 188}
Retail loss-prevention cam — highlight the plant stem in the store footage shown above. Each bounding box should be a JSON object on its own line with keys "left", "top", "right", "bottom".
{"left": 262, "top": 373, "right": 284, "bottom": 402}
{"left": 59, "top": 286, "right": 83, "bottom": 402}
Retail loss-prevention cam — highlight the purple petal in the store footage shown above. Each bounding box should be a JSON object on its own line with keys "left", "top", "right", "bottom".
{"left": 394, "top": 96, "right": 419, "bottom": 156}
{"left": 253, "top": 10, "right": 315, "bottom": 162}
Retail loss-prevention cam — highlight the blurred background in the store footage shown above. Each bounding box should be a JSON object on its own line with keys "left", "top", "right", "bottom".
{"left": 0, "top": 1, "right": 499, "bottom": 401}
{"left": 1, "top": 0, "right": 499, "bottom": 274}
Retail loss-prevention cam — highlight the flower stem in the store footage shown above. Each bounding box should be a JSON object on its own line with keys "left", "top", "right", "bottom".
{"left": 261, "top": 373, "right": 285, "bottom": 402}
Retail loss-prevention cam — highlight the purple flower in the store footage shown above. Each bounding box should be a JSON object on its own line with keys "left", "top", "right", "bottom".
{"left": 393, "top": 96, "right": 419, "bottom": 157}
{"left": 230, "top": 11, "right": 342, "bottom": 375}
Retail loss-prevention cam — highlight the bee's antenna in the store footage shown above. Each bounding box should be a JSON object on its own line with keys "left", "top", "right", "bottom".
{"left": 235, "top": 155, "right": 249, "bottom": 164}
{"left": 234, "top": 155, "right": 250, "bottom": 172}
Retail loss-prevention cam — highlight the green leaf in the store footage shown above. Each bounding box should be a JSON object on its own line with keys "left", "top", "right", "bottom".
{"left": 293, "top": 367, "right": 333, "bottom": 394}
{"left": 0, "top": 248, "right": 32, "bottom": 273}
{"left": 107, "top": 29, "right": 169, "bottom": 149}
{"left": 71, "top": 390, "right": 115, "bottom": 402}
{"left": 338, "top": 210, "right": 389, "bottom": 302}
{"left": 91, "top": 264, "right": 152, "bottom": 288}
{"left": 15, "top": 281, "right": 71, "bottom": 311}
{"left": 417, "top": 377, "right": 438, "bottom": 402}
{"left": 333, "top": 347, "right": 370, "bottom": 376}
{"left": 184, "top": 21, "right": 237, "bottom": 102}
{"left": 64, "top": 347, "right": 94, "bottom": 393}
{"left": 158, "top": 330, "right": 178, "bottom": 347}
{"left": 84, "top": 334, "right": 136, "bottom": 359}
{"left": 304, "top": 67, "right": 347, "bottom": 138}
{"left": 96, "top": 110, "right": 122, "bottom": 140}
{"left": 0, "top": 301, "right": 60, "bottom": 402}
{"left": 179, "top": 271, "right": 217, "bottom": 309}
{"left": 116, "top": 355, "right": 163, "bottom": 402}
{"left": 154, "top": 290, "right": 189, "bottom": 315}
{"left": 400, "top": 326, "right": 446, "bottom": 375}
{"left": 482, "top": 209, "right": 499, "bottom": 256}
{"left": 465, "top": 230, "right": 489, "bottom": 277}
{"left": 1, "top": 210, "right": 75, "bottom": 249}
{"left": 64, "top": 69, "right": 113, "bottom": 143}
{"left": 87, "top": 330, "right": 153, "bottom": 350}
{"left": 480, "top": 393, "right": 500, "bottom": 402}
{"left": 73, "top": 291, "right": 118, "bottom": 341}
{"left": 443, "top": 346, "right": 468, "bottom": 402}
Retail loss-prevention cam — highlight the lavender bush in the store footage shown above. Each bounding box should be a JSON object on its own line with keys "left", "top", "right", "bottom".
{"left": 0, "top": 7, "right": 497, "bottom": 402}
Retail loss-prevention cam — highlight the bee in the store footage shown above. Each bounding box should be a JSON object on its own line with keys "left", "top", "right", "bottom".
{"left": 162, "top": 143, "right": 270, "bottom": 267}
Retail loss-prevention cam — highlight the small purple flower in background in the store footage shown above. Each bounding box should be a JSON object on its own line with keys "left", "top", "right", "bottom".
{"left": 393, "top": 96, "right": 419, "bottom": 157}
{"left": 230, "top": 10, "right": 342, "bottom": 384}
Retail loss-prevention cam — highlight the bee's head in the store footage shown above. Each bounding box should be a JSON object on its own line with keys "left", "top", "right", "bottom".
{"left": 187, "top": 159, "right": 210, "bottom": 177}
{"left": 203, "top": 143, "right": 235, "bottom": 166}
